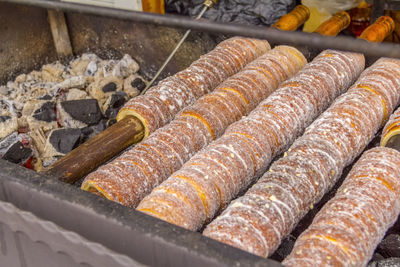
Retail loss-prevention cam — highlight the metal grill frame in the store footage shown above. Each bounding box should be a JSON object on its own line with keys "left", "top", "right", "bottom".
{"left": 0, "top": 0, "right": 395, "bottom": 266}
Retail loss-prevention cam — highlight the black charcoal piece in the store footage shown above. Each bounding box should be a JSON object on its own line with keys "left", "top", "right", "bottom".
{"left": 80, "top": 126, "right": 94, "bottom": 138}
{"left": 371, "top": 253, "right": 385, "bottom": 262}
{"left": 378, "top": 234, "right": 400, "bottom": 258}
{"left": 32, "top": 102, "right": 57, "bottom": 122}
{"left": 131, "top": 78, "right": 146, "bottom": 93}
{"left": 105, "top": 92, "right": 127, "bottom": 119}
{"left": 101, "top": 82, "right": 117, "bottom": 93}
{"left": 80, "top": 119, "right": 107, "bottom": 143}
{"left": 0, "top": 115, "right": 11, "bottom": 123}
{"left": 49, "top": 128, "right": 82, "bottom": 154}
{"left": 0, "top": 132, "right": 18, "bottom": 153}
{"left": 2, "top": 141, "right": 32, "bottom": 164}
{"left": 38, "top": 94, "right": 52, "bottom": 100}
{"left": 90, "top": 119, "right": 107, "bottom": 134}
{"left": 60, "top": 99, "right": 103, "bottom": 125}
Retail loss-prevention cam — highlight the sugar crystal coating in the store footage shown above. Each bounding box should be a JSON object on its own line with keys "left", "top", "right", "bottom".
{"left": 283, "top": 147, "right": 400, "bottom": 267}
{"left": 138, "top": 50, "right": 365, "bottom": 231}
{"left": 381, "top": 102, "right": 400, "bottom": 147}
{"left": 117, "top": 37, "right": 271, "bottom": 138}
{"left": 82, "top": 46, "right": 306, "bottom": 207}
{"left": 204, "top": 58, "right": 400, "bottom": 258}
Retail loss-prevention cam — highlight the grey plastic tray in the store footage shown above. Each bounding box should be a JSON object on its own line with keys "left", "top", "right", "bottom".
{"left": 0, "top": 159, "right": 281, "bottom": 266}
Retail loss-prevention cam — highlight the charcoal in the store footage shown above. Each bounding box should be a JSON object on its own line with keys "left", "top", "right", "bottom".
{"left": 378, "top": 234, "right": 400, "bottom": 258}
{"left": 2, "top": 141, "right": 32, "bottom": 164}
{"left": 104, "top": 92, "right": 127, "bottom": 118}
{"left": 0, "top": 132, "right": 18, "bottom": 156}
{"left": 48, "top": 128, "right": 81, "bottom": 154}
{"left": 87, "top": 76, "right": 123, "bottom": 108}
{"left": 80, "top": 119, "right": 107, "bottom": 142}
{"left": 368, "top": 257, "right": 400, "bottom": 267}
{"left": 60, "top": 99, "right": 103, "bottom": 125}
{"left": 80, "top": 126, "right": 94, "bottom": 138}
{"left": 92, "top": 118, "right": 107, "bottom": 133}
{"left": 0, "top": 115, "right": 10, "bottom": 122}
{"left": 102, "top": 82, "right": 117, "bottom": 93}
{"left": 23, "top": 100, "right": 58, "bottom": 132}
{"left": 131, "top": 77, "right": 146, "bottom": 93}
{"left": 32, "top": 101, "right": 57, "bottom": 122}
{"left": 387, "top": 219, "right": 400, "bottom": 236}
{"left": 38, "top": 94, "right": 52, "bottom": 100}
{"left": 372, "top": 253, "right": 386, "bottom": 261}
{"left": 123, "top": 74, "right": 146, "bottom": 98}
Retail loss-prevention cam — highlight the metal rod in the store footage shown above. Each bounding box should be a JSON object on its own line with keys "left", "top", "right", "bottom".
{"left": 387, "top": 0, "right": 400, "bottom": 10}
{"left": 3, "top": 0, "right": 400, "bottom": 59}
{"left": 142, "top": 5, "right": 209, "bottom": 94}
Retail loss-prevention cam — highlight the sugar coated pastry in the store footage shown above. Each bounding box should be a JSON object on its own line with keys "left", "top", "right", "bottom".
{"left": 203, "top": 58, "right": 400, "bottom": 258}
{"left": 137, "top": 50, "right": 365, "bottom": 230}
{"left": 283, "top": 147, "right": 400, "bottom": 267}
{"left": 381, "top": 106, "right": 400, "bottom": 147}
{"left": 117, "top": 37, "right": 271, "bottom": 138}
{"left": 81, "top": 46, "right": 306, "bottom": 207}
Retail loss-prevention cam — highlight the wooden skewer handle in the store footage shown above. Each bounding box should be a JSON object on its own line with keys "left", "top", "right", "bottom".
{"left": 359, "top": 16, "right": 395, "bottom": 42}
{"left": 273, "top": 5, "right": 310, "bottom": 31}
{"left": 42, "top": 116, "right": 144, "bottom": 183}
{"left": 298, "top": 11, "right": 351, "bottom": 61}
{"left": 314, "top": 11, "right": 351, "bottom": 36}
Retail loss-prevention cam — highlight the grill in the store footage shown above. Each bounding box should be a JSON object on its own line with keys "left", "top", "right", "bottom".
{"left": 1, "top": 1, "right": 400, "bottom": 266}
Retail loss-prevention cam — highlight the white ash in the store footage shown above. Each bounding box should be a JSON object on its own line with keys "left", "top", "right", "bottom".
{"left": 87, "top": 75, "right": 124, "bottom": 110}
{"left": 0, "top": 53, "right": 146, "bottom": 171}
{"left": 42, "top": 62, "right": 66, "bottom": 83}
{"left": 0, "top": 116, "right": 18, "bottom": 140}
{"left": 66, "top": 88, "right": 88, "bottom": 101}
{"left": 25, "top": 100, "right": 58, "bottom": 133}
{"left": 85, "top": 61, "right": 99, "bottom": 77}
